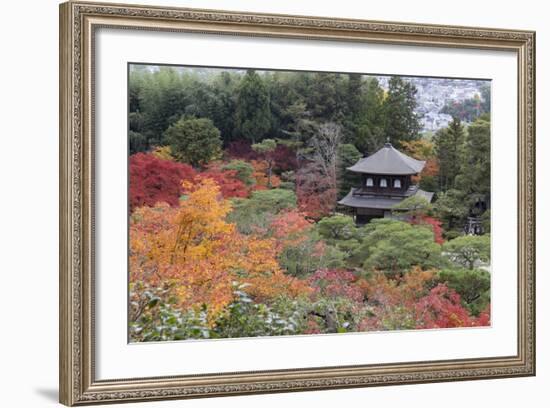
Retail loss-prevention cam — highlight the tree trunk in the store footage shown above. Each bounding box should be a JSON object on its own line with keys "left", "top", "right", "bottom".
{"left": 267, "top": 161, "right": 273, "bottom": 188}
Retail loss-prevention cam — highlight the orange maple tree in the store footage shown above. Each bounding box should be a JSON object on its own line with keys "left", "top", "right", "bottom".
{"left": 130, "top": 178, "right": 309, "bottom": 319}
{"left": 250, "top": 160, "right": 281, "bottom": 190}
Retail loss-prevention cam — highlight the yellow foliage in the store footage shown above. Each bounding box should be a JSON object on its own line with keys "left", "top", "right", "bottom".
{"left": 399, "top": 139, "right": 435, "bottom": 160}
{"left": 364, "top": 266, "right": 435, "bottom": 304}
{"left": 151, "top": 145, "right": 176, "bottom": 161}
{"left": 250, "top": 160, "right": 281, "bottom": 189}
{"left": 130, "top": 178, "right": 308, "bottom": 321}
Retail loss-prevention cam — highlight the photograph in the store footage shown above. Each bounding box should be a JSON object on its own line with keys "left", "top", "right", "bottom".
{"left": 127, "top": 64, "right": 492, "bottom": 342}
{"left": 56, "top": 1, "right": 536, "bottom": 404}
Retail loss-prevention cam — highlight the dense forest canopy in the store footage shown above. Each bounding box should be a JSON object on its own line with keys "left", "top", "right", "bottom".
{"left": 129, "top": 65, "right": 424, "bottom": 156}
{"left": 128, "top": 64, "right": 492, "bottom": 341}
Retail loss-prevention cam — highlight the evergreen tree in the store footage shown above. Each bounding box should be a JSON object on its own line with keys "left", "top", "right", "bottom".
{"left": 442, "top": 235, "right": 491, "bottom": 270}
{"left": 436, "top": 268, "right": 490, "bottom": 316}
{"left": 480, "top": 83, "right": 491, "bottom": 115}
{"left": 163, "top": 116, "right": 222, "bottom": 167}
{"left": 383, "top": 76, "right": 422, "bottom": 144}
{"left": 351, "top": 219, "right": 444, "bottom": 276}
{"left": 235, "top": 69, "right": 272, "bottom": 143}
{"left": 454, "top": 116, "right": 491, "bottom": 212}
{"left": 434, "top": 189, "right": 469, "bottom": 231}
{"left": 129, "top": 130, "right": 147, "bottom": 155}
{"left": 211, "top": 72, "right": 239, "bottom": 145}
{"left": 306, "top": 73, "right": 347, "bottom": 123}
{"left": 354, "top": 77, "right": 386, "bottom": 154}
{"left": 343, "top": 73, "right": 363, "bottom": 141}
{"left": 337, "top": 144, "right": 362, "bottom": 199}
{"left": 264, "top": 71, "right": 303, "bottom": 140}
{"left": 434, "top": 117, "right": 465, "bottom": 191}
{"left": 140, "top": 67, "right": 190, "bottom": 142}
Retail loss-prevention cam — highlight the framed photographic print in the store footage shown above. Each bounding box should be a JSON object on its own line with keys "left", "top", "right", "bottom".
{"left": 59, "top": 1, "right": 536, "bottom": 405}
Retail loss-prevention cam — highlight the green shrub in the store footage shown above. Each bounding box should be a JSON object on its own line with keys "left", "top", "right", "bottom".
{"left": 436, "top": 268, "right": 490, "bottom": 316}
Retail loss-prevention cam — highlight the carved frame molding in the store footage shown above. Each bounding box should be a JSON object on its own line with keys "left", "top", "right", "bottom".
{"left": 59, "top": 1, "right": 535, "bottom": 405}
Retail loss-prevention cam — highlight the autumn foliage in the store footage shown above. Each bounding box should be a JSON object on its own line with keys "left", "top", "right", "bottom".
{"left": 129, "top": 153, "right": 196, "bottom": 210}
{"left": 411, "top": 215, "right": 445, "bottom": 244}
{"left": 197, "top": 164, "right": 250, "bottom": 198}
{"left": 272, "top": 144, "right": 299, "bottom": 172}
{"left": 250, "top": 160, "right": 281, "bottom": 190}
{"left": 127, "top": 68, "right": 492, "bottom": 343}
{"left": 225, "top": 140, "right": 259, "bottom": 161}
{"left": 359, "top": 268, "right": 489, "bottom": 330}
{"left": 129, "top": 146, "right": 488, "bottom": 341}
{"left": 400, "top": 140, "right": 439, "bottom": 183}
{"left": 296, "top": 163, "right": 337, "bottom": 219}
{"left": 309, "top": 269, "right": 364, "bottom": 303}
{"left": 226, "top": 140, "right": 298, "bottom": 172}
{"left": 130, "top": 178, "right": 309, "bottom": 319}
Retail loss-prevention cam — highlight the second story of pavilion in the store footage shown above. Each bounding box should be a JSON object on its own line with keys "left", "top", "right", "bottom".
{"left": 346, "top": 142, "right": 427, "bottom": 198}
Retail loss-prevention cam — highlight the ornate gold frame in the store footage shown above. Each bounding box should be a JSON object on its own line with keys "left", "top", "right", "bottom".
{"left": 59, "top": 1, "right": 536, "bottom": 405}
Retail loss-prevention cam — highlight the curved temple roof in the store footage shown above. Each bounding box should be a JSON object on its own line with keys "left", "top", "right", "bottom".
{"left": 338, "top": 188, "right": 434, "bottom": 210}
{"left": 347, "top": 143, "right": 425, "bottom": 175}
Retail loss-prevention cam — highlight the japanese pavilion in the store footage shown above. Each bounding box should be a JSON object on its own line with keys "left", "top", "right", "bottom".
{"left": 338, "top": 142, "right": 434, "bottom": 224}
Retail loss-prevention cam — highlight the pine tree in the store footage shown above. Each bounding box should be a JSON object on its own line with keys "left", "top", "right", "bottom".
{"left": 354, "top": 77, "right": 386, "bottom": 154}
{"left": 383, "top": 76, "right": 422, "bottom": 144}
{"left": 235, "top": 69, "right": 272, "bottom": 143}
{"left": 337, "top": 144, "right": 362, "bottom": 199}
{"left": 454, "top": 116, "right": 491, "bottom": 208}
{"left": 343, "top": 73, "right": 363, "bottom": 141}
{"left": 434, "top": 117, "right": 465, "bottom": 191}
{"left": 307, "top": 73, "right": 347, "bottom": 123}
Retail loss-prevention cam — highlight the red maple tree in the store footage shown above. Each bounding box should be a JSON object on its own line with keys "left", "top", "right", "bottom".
{"left": 410, "top": 215, "right": 445, "bottom": 244}
{"left": 225, "top": 140, "right": 259, "bottom": 161}
{"left": 272, "top": 144, "right": 299, "bottom": 172}
{"left": 197, "top": 164, "right": 250, "bottom": 199}
{"left": 129, "top": 153, "right": 196, "bottom": 211}
{"left": 295, "top": 162, "right": 337, "bottom": 220}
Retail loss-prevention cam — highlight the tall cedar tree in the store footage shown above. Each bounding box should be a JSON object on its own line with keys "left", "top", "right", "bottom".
{"left": 454, "top": 116, "right": 491, "bottom": 208}
{"left": 354, "top": 77, "right": 386, "bottom": 154}
{"left": 235, "top": 69, "right": 271, "bottom": 143}
{"left": 383, "top": 76, "right": 422, "bottom": 144}
{"left": 343, "top": 73, "right": 363, "bottom": 141}
{"left": 307, "top": 73, "right": 347, "bottom": 123}
{"left": 434, "top": 117, "right": 465, "bottom": 191}
{"left": 208, "top": 71, "right": 239, "bottom": 143}
{"left": 263, "top": 71, "right": 302, "bottom": 139}
{"left": 337, "top": 144, "right": 362, "bottom": 199}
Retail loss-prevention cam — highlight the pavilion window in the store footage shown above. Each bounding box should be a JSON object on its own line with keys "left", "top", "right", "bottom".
{"left": 366, "top": 177, "right": 374, "bottom": 187}
{"left": 380, "top": 178, "right": 387, "bottom": 188}
{"left": 393, "top": 179, "right": 401, "bottom": 188}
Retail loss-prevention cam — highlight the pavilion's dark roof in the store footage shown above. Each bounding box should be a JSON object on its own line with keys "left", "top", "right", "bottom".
{"left": 347, "top": 143, "right": 426, "bottom": 175}
{"left": 338, "top": 188, "right": 434, "bottom": 210}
